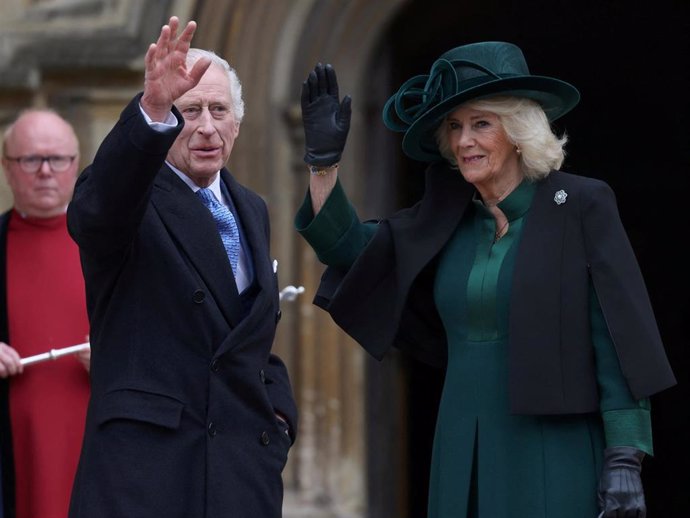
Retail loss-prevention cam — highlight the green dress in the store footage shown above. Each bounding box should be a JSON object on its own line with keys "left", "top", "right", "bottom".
{"left": 430, "top": 181, "right": 610, "bottom": 517}
{"left": 296, "top": 179, "right": 652, "bottom": 518}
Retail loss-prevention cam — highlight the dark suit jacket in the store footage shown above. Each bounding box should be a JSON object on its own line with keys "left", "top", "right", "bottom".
{"left": 0, "top": 212, "right": 16, "bottom": 518}
{"left": 314, "top": 163, "right": 676, "bottom": 414}
{"left": 66, "top": 96, "right": 297, "bottom": 518}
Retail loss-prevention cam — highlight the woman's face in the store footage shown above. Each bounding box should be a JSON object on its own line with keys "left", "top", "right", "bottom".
{"left": 442, "top": 104, "right": 521, "bottom": 201}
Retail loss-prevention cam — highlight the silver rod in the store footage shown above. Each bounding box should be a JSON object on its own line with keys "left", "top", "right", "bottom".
{"left": 20, "top": 342, "right": 90, "bottom": 366}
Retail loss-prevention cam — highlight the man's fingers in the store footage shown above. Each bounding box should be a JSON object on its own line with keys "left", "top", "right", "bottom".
{"left": 177, "top": 20, "right": 198, "bottom": 51}
{"left": 155, "top": 23, "right": 171, "bottom": 60}
{"left": 154, "top": 16, "right": 186, "bottom": 60}
{"left": 147, "top": 17, "right": 197, "bottom": 75}
{"left": 144, "top": 43, "right": 157, "bottom": 70}
{"left": 0, "top": 344, "right": 22, "bottom": 377}
{"left": 168, "top": 16, "right": 179, "bottom": 35}
{"left": 189, "top": 56, "right": 212, "bottom": 85}
{"left": 0, "top": 343, "right": 19, "bottom": 361}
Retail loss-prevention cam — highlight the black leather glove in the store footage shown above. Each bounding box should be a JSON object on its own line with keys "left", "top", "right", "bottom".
{"left": 301, "top": 63, "right": 351, "bottom": 166}
{"left": 597, "top": 447, "right": 646, "bottom": 518}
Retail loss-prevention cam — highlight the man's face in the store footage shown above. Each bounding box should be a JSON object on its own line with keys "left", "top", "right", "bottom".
{"left": 2, "top": 112, "right": 79, "bottom": 218}
{"left": 167, "top": 64, "right": 241, "bottom": 187}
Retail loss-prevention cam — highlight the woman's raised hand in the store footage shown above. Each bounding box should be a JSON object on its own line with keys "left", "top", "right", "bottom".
{"left": 301, "top": 63, "right": 351, "bottom": 167}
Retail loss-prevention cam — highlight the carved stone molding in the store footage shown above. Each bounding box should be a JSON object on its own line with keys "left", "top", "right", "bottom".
{"left": 0, "top": 0, "right": 176, "bottom": 90}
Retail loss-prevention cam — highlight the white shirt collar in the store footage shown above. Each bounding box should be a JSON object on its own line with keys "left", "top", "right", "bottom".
{"left": 165, "top": 161, "right": 223, "bottom": 203}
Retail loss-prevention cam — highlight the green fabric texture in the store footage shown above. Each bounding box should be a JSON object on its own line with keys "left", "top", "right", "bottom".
{"left": 294, "top": 180, "right": 376, "bottom": 268}
{"left": 602, "top": 408, "right": 653, "bottom": 454}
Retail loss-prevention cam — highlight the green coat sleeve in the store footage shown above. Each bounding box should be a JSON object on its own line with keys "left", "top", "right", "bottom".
{"left": 591, "top": 287, "right": 653, "bottom": 454}
{"left": 295, "top": 179, "right": 377, "bottom": 268}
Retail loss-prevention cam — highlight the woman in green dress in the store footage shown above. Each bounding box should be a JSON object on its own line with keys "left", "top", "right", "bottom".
{"left": 295, "top": 42, "right": 675, "bottom": 518}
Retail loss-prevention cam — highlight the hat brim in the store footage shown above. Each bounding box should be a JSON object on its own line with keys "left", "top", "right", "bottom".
{"left": 401, "top": 75, "right": 580, "bottom": 162}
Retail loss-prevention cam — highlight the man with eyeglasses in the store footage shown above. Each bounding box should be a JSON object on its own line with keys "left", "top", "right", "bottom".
{"left": 0, "top": 109, "right": 90, "bottom": 518}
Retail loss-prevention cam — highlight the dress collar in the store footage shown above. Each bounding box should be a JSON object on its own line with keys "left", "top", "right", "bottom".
{"left": 472, "top": 179, "right": 537, "bottom": 222}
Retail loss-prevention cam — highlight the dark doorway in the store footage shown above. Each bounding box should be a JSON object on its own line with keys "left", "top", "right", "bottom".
{"left": 365, "top": 0, "right": 688, "bottom": 516}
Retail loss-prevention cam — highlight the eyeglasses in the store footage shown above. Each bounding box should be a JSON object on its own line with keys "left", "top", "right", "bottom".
{"left": 3, "top": 155, "right": 76, "bottom": 174}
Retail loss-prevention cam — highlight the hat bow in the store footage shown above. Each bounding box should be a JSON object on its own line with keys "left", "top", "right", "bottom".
{"left": 384, "top": 58, "right": 508, "bottom": 132}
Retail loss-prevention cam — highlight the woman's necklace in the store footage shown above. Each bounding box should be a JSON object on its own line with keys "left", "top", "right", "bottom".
{"left": 494, "top": 220, "right": 509, "bottom": 242}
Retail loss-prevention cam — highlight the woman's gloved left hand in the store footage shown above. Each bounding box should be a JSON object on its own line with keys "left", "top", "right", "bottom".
{"left": 300, "top": 63, "right": 351, "bottom": 167}
{"left": 597, "top": 446, "right": 646, "bottom": 518}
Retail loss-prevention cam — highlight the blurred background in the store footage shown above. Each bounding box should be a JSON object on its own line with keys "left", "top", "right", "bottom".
{"left": 1, "top": 1, "right": 687, "bottom": 517}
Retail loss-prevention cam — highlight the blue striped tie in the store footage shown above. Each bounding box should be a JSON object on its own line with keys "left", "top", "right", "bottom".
{"left": 196, "top": 188, "right": 240, "bottom": 276}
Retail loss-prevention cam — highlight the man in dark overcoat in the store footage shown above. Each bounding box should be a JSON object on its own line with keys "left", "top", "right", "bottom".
{"left": 66, "top": 17, "right": 297, "bottom": 518}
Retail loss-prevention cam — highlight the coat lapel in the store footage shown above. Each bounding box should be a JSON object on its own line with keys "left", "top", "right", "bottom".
{"left": 151, "top": 167, "right": 243, "bottom": 328}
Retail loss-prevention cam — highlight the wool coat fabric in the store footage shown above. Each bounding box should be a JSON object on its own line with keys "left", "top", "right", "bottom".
{"left": 311, "top": 163, "right": 675, "bottom": 414}
{"left": 66, "top": 96, "right": 298, "bottom": 518}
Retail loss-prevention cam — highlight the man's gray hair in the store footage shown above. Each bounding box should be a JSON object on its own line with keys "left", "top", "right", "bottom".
{"left": 187, "top": 48, "right": 245, "bottom": 123}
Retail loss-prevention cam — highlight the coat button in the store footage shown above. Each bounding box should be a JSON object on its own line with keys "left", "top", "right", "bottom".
{"left": 259, "top": 369, "right": 266, "bottom": 383}
{"left": 208, "top": 422, "right": 217, "bottom": 437}
{"left": 260, "top": 431, "right": 270, "bottom": 445}
{"left": 275, "top": 309, "right": 282, "bottom": 323}
{"left": 210, "top": 359, "right": 220, "bottom": 372}
{"left": 193, "top": 289, "right": 206, "bottom": 304}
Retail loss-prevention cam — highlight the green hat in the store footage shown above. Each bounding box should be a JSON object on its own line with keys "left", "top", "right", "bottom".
{"left": 382, "top": 41, "right": 580, "bottom": 162}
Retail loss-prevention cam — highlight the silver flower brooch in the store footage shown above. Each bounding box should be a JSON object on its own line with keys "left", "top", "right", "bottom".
{"left": 554, "top": 190, "right": 568, "bottom": 205}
